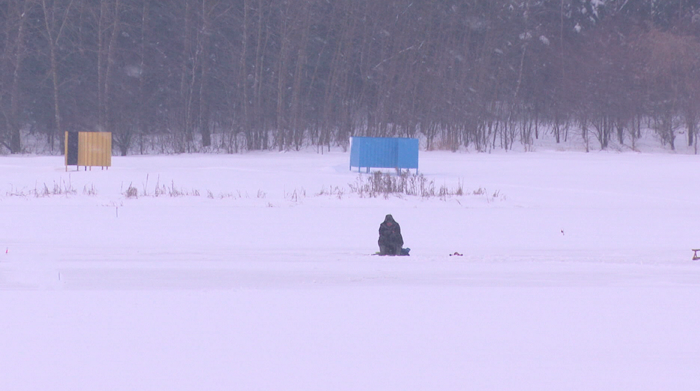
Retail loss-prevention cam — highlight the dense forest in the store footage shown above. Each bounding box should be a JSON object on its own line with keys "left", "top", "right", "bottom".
{"left": 1, "top": 0, "right": 700, "bottom": 154}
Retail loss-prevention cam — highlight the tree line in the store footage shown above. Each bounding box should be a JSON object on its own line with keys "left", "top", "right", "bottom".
{"left": 1, "top": 0, "right": 700, "bottom": 155}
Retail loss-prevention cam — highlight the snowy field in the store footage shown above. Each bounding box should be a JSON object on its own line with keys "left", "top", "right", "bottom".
{"left": 2, "top": 149, "right": 700, "bottom": 390}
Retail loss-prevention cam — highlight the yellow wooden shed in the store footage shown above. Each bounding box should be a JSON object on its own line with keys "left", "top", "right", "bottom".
{"left": 65, "top": 132, "right": 112, "bottom": 171}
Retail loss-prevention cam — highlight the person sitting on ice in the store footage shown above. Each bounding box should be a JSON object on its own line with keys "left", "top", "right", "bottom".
{"left": 378, "top": 214, "right": 404, "bottom": 256}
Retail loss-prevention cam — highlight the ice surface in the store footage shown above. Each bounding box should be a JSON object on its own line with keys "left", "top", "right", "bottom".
{"left": 2, "top": 150, "right": 700, "bottom": 390}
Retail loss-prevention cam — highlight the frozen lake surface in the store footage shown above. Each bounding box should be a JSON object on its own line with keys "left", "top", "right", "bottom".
{"left": 2, "top": 150, "right": 700, "bottom": 390}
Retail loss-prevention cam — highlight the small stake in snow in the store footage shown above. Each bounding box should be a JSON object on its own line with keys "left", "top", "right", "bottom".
{"left": 693, "top": 249, "right": 700, "bottom": 261}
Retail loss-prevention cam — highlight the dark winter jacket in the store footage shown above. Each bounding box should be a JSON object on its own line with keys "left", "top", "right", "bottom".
{"left": 378, "top": 214, "right": 404, "bottom": 249}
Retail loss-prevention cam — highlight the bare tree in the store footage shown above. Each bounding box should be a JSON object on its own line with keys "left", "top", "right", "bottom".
{"left": 40, "top": 0, "right": 74, "bottom": 151}
{"left": 0, "top": 0, "right": 32, "bottom": 153}
{"left": 642, "top": 29, "right": 700, "bottom": 150}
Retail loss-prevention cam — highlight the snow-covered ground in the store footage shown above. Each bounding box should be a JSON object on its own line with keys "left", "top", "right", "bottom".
{"left": 2, "top": 149, "right": 700, "bottom": 390}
